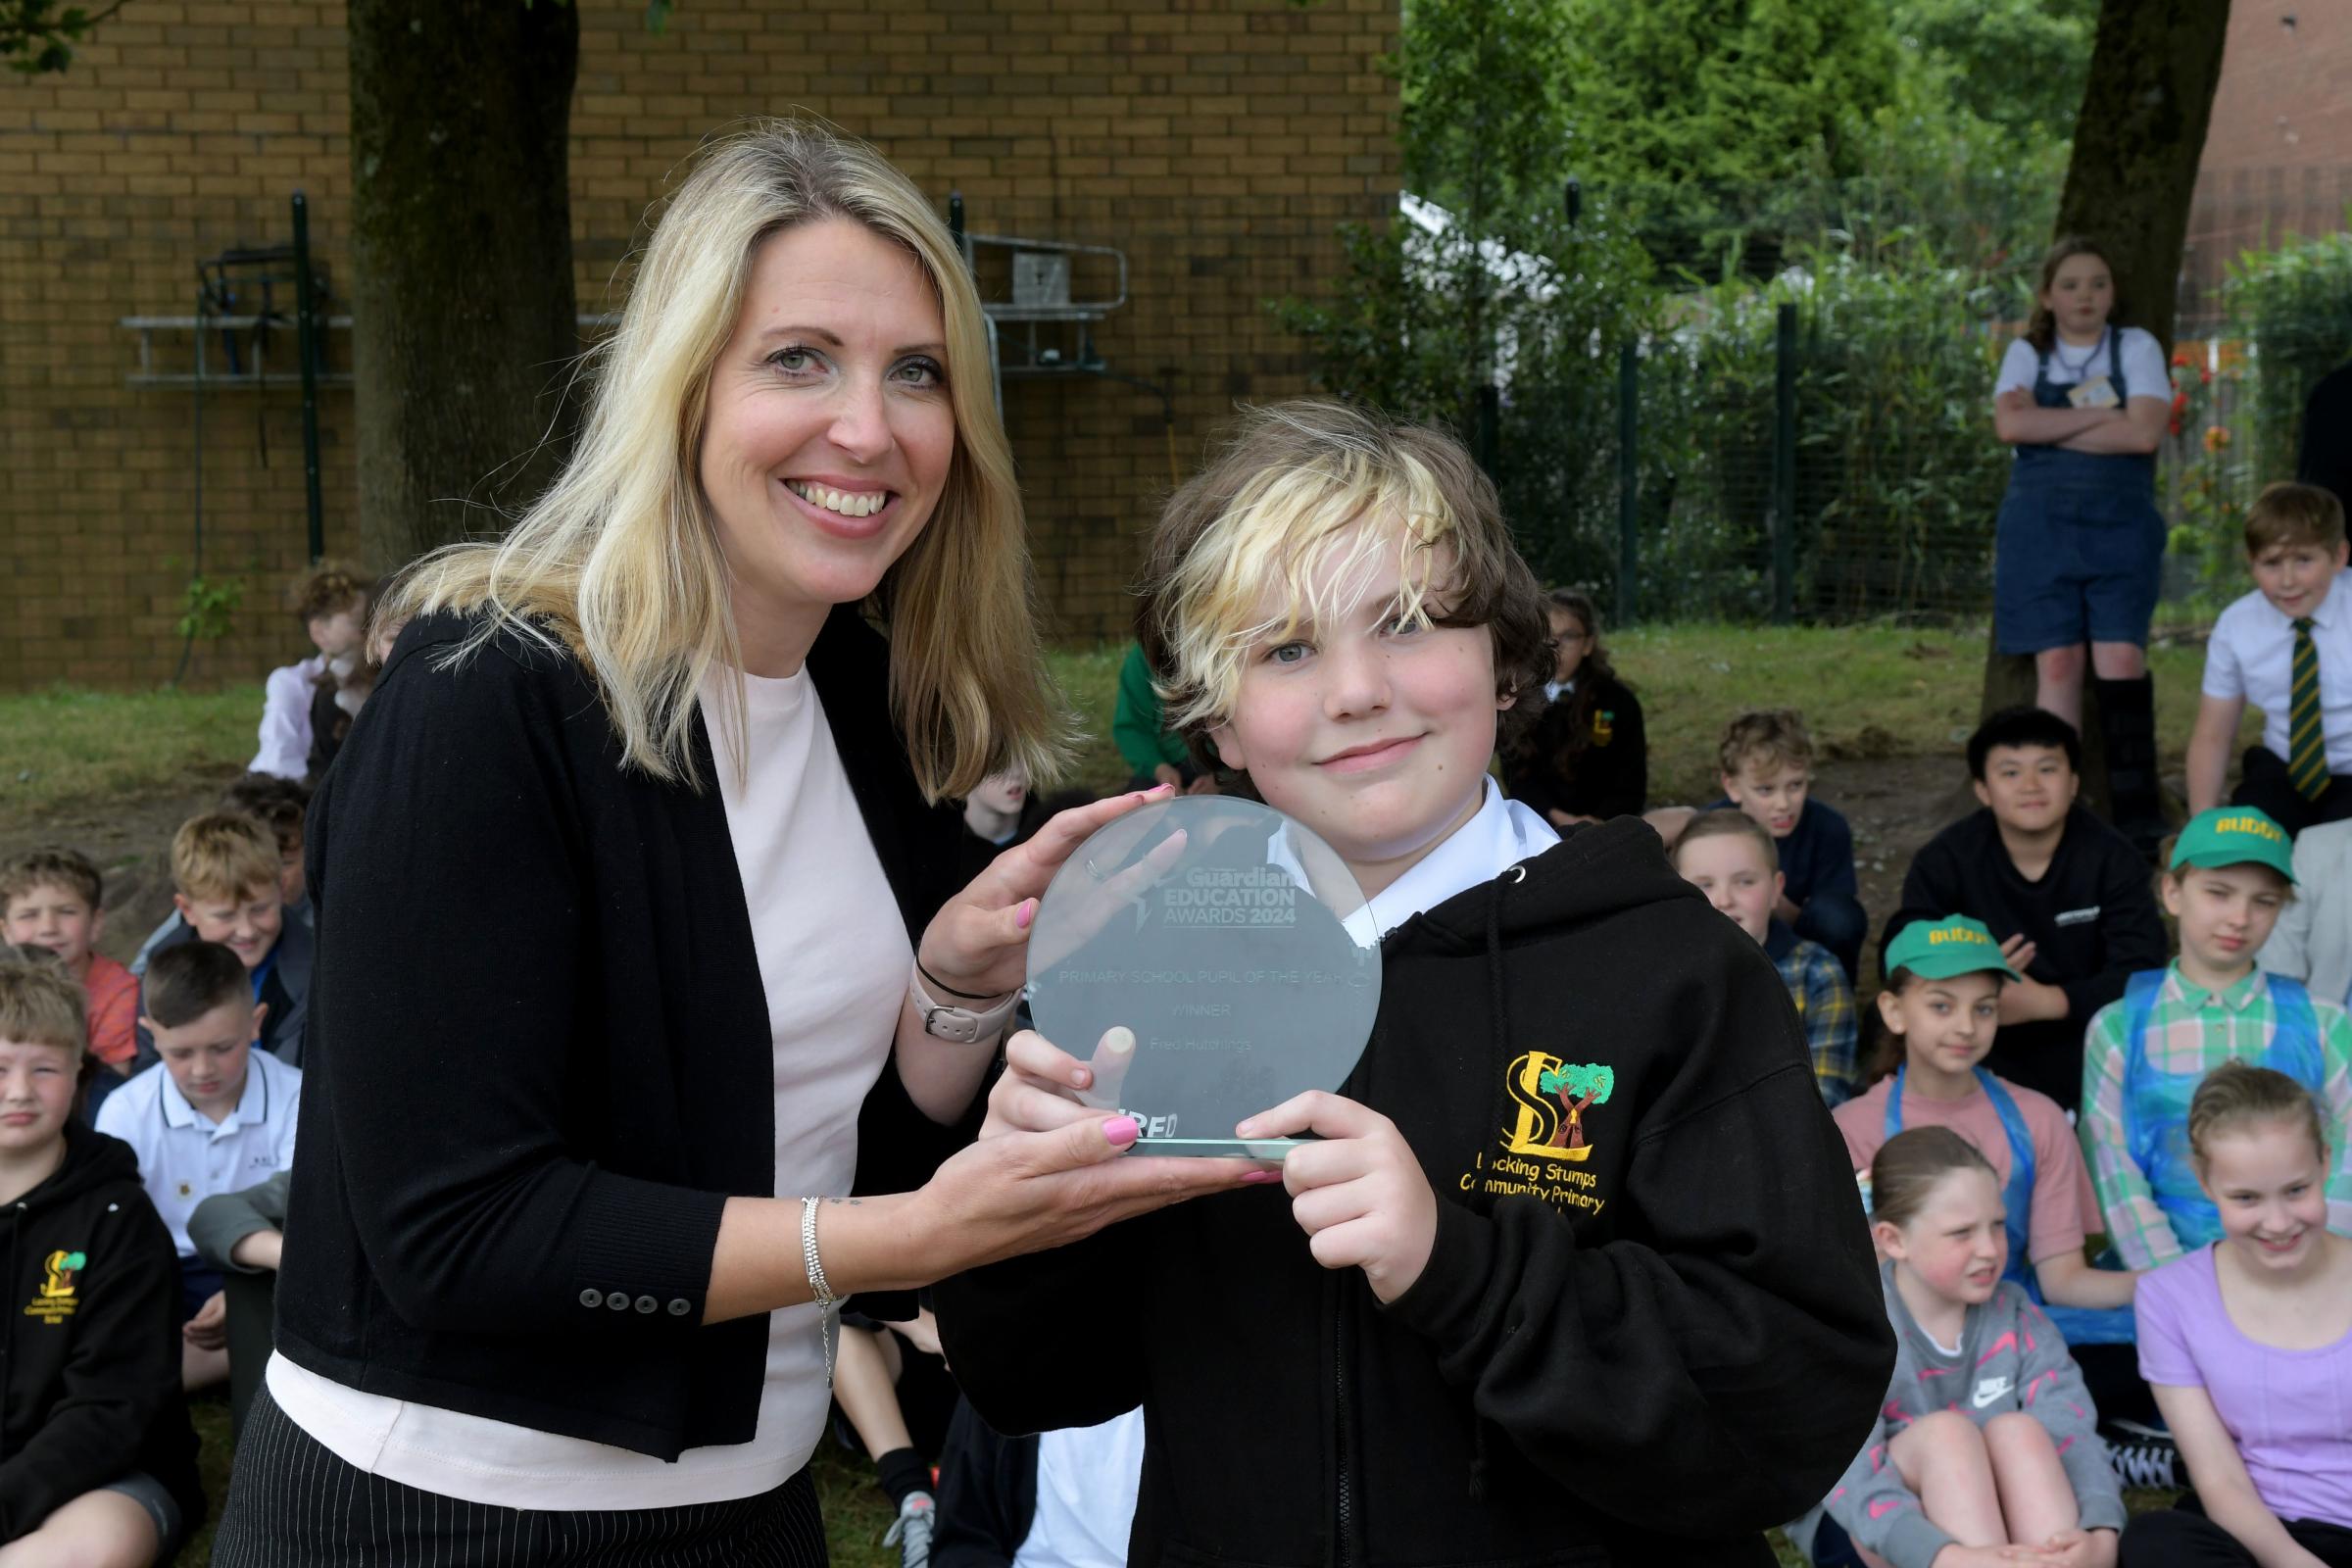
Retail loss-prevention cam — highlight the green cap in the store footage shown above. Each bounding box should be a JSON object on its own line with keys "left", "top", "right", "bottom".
{"left": 1885, "top": 915, "right": 2024, "bottom": 982}
{"left": 2169, "top": 807, "right": 2296, "bottom": 883}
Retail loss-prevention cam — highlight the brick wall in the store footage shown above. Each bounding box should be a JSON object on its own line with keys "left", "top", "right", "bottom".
{"left": 2184, "top": 0, "right": 2352, "bottom": 295}
{"left": 0, "top": 0, "right": 1399, "bottom": 689}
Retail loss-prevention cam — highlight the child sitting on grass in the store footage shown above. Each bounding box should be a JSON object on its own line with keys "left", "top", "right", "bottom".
{"left": 1839, "top": 917, "right": 2144, "bottom": 1430}
{"left": 1790, "top": 1126, "right": 2125, "bottom": 1568}
{"left": 0, "top": 947, "right": 204, "bottom": 1564}
{"left": 252, "top": 561, "right": 370, "bottom": 782}
{"left": 939, "top": 399, "right": 1892, "bottom": 1565}
{"left": 100, "top": 939, "right": 302, "bottom": 1392}
{"left": 2120, "top": 1063, "right": 2352, "bottom": 1568}
{"left": 2, "top": 849, "right": 138, "bottom": 1080}
{"left": 134, "top": 811, "right": 313, "bottom": 1070}
{"left": 1501, "top": 587, "right": 1647, "bottom": 827}
{"left": 1655, "top": 708, "right": 1866, "bottom": 982}
{"left": 1672, "top": 809, "right": 1856, "bottom": 1105}
{"left": 2082, "top": 808, "right": 2352, "bottom": 1270}
{"left": 1883, "top": 707, "right": 2168, "bottom": 1115}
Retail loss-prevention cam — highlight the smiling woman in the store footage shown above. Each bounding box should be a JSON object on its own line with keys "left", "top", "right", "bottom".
{"left": 205, "top": 122, "right": 1258, "bottom": 1566}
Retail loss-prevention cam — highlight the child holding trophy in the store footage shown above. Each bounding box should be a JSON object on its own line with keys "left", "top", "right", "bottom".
{"left": 936, "top": 401, "right": 1892, "bottom": 1566}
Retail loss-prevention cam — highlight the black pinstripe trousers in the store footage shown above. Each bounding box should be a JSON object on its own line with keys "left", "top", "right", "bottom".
{"left": 211, "top": 1386, "right": 831, "bottom": 1567}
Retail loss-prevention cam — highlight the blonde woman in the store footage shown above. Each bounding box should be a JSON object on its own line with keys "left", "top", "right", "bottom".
{"left": 209, "top": 123, "right": 1251, "bottom": 1565}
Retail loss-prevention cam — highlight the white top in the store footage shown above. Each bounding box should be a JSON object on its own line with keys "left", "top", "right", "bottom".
{"left": 2258, "top": 819, "right": 2352, "bottom": 1007}
{"left": 269, "top": 665, "right": 912, "bottom": 1510}
{"left": 251, "top": 655, "right": 325, "bottom": 779}
{"left": 94, "top": 1051, "right": 301, "bottom": 1257}
{"left": 1282, "top": 778, "right": 1559, "bottom": 948}
{"left": 1015, "top": 1406, "right": 1147, "bottom": 1568}
{"left": 2202, "top": 571, "right": 2352, "bottom": 774}
{"left": 1992, "top": 327, "right": 2171, "bottom": 404}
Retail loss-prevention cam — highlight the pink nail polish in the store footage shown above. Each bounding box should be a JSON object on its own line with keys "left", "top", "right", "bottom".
{"left": 1240, "top": 1169, "right": 1282, "bottom": 1184}
{"left": 1016, "top": 900, "right": 1035, "bottom": 930}
{"left": 1102, "top": 1116, "right": 1140, "bottom": 1146}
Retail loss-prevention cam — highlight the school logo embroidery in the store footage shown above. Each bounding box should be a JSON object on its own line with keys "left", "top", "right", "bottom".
{"left": 1593, "top": 710, "right": 1616, "bottom": 746}
{"left": 1454, "top": 1054, "right": 1615, "bottom": 1217}
{"left": 1501, "top": 1053, "right": 1615, "bottom": 1158}
{"left": 24, "top": 1249, "right": 85, "bottom": 1325}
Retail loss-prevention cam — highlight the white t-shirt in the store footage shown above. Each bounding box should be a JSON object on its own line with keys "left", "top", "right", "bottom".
{"left": 251, "top": 654, "right": 326, "bottom": 779}
{"left": 94, "top": 1051, "right": 301, "bottom": 1257}
{"left": 1992, "top": 326, "right": 2171, "bottom": 405}
{"left": 2203, "top": 570, "right": 2352, "bottom": 774}
{"left": 269, "top": 664, "right": 912, "bottom": 1509}
{"left": 1016, "top": 1407, "right": 1147, "bottom": 1568}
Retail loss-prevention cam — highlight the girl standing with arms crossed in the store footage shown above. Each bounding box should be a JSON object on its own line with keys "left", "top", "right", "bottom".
{"left": 1991, "top": 237, "right": 2174, "bottom": 849}
{"left": 2122, "top": 1063, "right": 2352, "bottom": 1568}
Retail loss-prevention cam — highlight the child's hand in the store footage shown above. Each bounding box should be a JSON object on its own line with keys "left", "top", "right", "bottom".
{"left": 918, "top": 785, "right": 1176, "bottom": 999}
{"left": 1999, "top": 933, "right": 2039, "bottom": 974}
{"left": 1236, "top": 1092, "right": 1438, "bottom": 1303}
{"left": 2027, "top": 1529, "right": 2117, "bottom": 1568}
{"left": 183, "top": 1290, "right": 228, "bottom": 1350}
{"left": 983, "top": 1028, "right": 1138, "bottom": 1141}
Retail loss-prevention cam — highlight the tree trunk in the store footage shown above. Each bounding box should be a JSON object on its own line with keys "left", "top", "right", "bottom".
{"left": 1982, "top": 0, "right": 2232, "bottom": 812}
{"left": 349, "top": 0, "right": 581, "bottom": 571}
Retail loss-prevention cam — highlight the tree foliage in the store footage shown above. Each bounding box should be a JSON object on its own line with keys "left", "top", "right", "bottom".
{"left": 1540, "top": 1061, "right": 1615, "bottom": 1103}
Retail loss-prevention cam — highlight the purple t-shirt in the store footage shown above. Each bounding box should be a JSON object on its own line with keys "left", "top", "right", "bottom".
{"left": 2136, "top": 1246, "right": 2352, "bottom": 1529}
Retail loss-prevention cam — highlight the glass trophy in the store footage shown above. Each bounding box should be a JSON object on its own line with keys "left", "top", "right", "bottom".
{"left": 1026, "top": 796, "right": 1382, "bottom": 1156}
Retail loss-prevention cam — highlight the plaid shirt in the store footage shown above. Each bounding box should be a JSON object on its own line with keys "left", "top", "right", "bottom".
{"left": 1776, "top": 936, "right": 1857, "bottom": 1107}
{"left": 2082, "top": 963, "right": 2352, "bottom": 1268}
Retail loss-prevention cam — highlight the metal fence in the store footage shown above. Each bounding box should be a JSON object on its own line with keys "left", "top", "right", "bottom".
{"left": 1476, "top": 170, "right": 2352, "bottom": 629}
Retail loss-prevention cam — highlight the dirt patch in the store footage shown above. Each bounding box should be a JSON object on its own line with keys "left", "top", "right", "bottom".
{"left": 1813, "top": 752, "right": 1979, "bottom": 987}
{"left": 0, "top": 772, "right": 238, "bottom": 964}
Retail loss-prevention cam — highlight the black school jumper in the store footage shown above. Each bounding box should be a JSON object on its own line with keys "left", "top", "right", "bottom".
{"left": 265, "top": 607, "right": 970, "bottom": 1461}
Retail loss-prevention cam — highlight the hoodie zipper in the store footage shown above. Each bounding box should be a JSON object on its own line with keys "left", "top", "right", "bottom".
{"left": 1333, "top": 1288, "right": 1357, "bottom": 1568}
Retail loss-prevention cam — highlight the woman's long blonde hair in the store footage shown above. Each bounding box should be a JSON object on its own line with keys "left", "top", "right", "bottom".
{"left": 378, "top": 121, "right": 1066, "bottom": 800}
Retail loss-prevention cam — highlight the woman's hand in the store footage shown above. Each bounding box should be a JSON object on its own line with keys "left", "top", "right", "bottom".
{"left": 1237, "top": 1092, "right": 1438, "bottom": 1304}
{"left": 917, "top": 784, "right": 1176, "bottom": 1000}
{"left": 914, "top": 1112, "right": 1261, "bottom": 1278}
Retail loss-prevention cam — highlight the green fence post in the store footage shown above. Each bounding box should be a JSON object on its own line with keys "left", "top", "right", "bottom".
{"left": 1617, "top": 342, "right": 1638, "bottom": 627}
{"left": 1772, "top": 302, "right": 1796, "bottom": 626}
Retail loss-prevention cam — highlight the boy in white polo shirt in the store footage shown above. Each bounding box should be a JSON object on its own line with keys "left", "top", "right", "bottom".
{"left": 2188, "top": 482, "right": 2352, "bottom": 836}
{"left": 96, "top": 939, "right": 300, "bottom": 1392}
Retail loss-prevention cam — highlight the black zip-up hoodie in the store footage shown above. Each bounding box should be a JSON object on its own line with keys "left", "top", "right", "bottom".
{"left": 0, "top": 1122, "right": 203, "bottom": 1543}
{"left": 937, "top": 817, "right": 1893, "bottom": 1567}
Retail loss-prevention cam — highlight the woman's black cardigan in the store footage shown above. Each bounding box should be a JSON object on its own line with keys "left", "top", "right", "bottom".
{"left": 273, "top": 607, "right": 973, "bottom": 1460}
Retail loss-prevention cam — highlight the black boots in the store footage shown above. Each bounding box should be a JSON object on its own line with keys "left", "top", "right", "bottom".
{"left": 2094, "top": 674, "right": 2169, "bottom": 859}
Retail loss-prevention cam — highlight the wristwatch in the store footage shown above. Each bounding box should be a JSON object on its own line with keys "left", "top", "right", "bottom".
{"left": 910, "top": 960, "right": 1020, "bottom": 1043}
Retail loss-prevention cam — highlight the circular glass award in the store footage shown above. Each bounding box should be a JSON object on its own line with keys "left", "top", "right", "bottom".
{"left": 1026, "top": 796, "right": 1382, "bottom": 1156}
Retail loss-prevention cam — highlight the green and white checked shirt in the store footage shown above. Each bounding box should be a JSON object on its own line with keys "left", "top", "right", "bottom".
{"left": 2080, "top": 963, "right": 2352, "bottom": 1269}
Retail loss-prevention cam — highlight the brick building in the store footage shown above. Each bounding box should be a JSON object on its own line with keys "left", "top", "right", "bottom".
{"left": 2183, "top": 0, "right": 2352, "bottom": 297}
{"left": 0, "top": 0, "right": 1400, "bottom": 688}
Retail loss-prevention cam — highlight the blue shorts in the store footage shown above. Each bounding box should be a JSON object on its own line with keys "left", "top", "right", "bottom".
{"left": 1992, "top": 480, "right": 2165, "bottom": 655}
{"left": 1809, "top": 1513, "right": 1866, "bottom": 1568}
{"left": 176, "top": 1256, "right": 223, "bottom": 1324}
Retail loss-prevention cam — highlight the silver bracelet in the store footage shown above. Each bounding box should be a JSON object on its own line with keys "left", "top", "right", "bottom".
{"left": 802, "top": 1195, "right": 837, "bottom": 1385}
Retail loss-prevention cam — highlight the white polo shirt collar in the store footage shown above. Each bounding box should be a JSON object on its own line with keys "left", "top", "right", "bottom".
{"left": 159, "top": 1049, "right": 273, "bottom": 1136}
{"left": 1272, "top": 777, "right": 1561, "bottom": 945}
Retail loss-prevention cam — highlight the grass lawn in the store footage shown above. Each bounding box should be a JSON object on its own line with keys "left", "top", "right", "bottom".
{"left": 0, "top": 622, "right": 2232, "bottom": 826}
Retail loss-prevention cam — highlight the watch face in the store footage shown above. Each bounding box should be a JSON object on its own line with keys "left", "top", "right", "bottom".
{"left": 1027, "top": 796, "right": 1381, "bottom": 1154}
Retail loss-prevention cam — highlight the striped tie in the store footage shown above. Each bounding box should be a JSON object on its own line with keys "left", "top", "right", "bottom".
{"left": 2290, "top": 616, "right": 2328, "bottom": 800}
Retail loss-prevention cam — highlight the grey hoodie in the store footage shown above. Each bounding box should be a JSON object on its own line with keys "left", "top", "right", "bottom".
{"left": 1788, "top": 1263, "right": 2126, "bottom": 1568}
